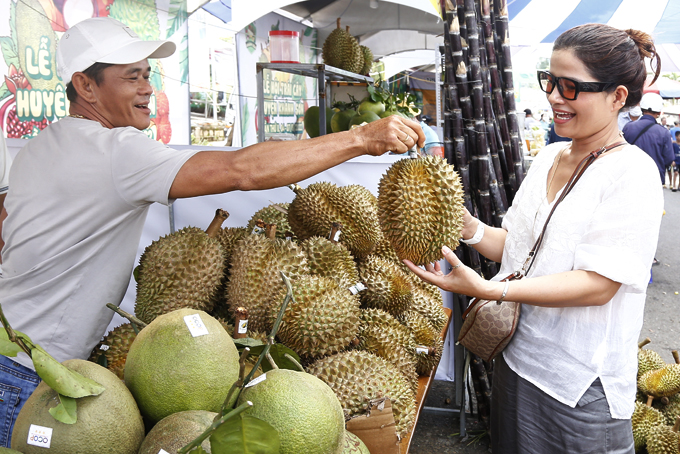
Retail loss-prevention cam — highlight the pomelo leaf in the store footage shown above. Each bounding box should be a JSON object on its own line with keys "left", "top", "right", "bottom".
{"left": 261, "top": 344, "right": 300, "bottom": 372}
{"left": 210, "top": 413, "right": 280, "bottom": 454}
{"left": 32, "top": 346, "right": 106, "bottom": 398}
{"left": 0, "top": 328, "right": 31, "bottom": 357}
{"left": 48, "top": 394, "right": 77, "bottom": 424}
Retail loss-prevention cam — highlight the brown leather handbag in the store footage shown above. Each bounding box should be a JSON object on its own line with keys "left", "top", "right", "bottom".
{"left": 457, "top": 141, "right": 626, "bottom": 362}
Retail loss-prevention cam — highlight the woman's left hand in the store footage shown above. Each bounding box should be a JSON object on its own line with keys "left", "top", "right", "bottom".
{"left": 403, "top": 245, "right": 494, "bottom": 298}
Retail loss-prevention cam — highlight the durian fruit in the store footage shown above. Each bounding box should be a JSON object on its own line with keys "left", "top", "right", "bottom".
{"left": 211, "top": 226, "right": 250, "bottom": 321}
{"left": 301, "top": 236, "right": 360, "bottom": 289}
{"left": 322, "top": 18, "right": 362, "bottom": 73}
{"left": 358, "top": 255, "right": 413, "bottom": 317}
{"left": 400, "top": 310, "right": 444, "bottom": 376}
{"left": 655, "top": 394, "right": 680, "bottom": 426}
{"left": 247, "top": 203, "right": 293, "bottom": 240}
{"left": 377, "top": 156, "right": 465, "bottom": 265}
{"left": 639, "top": 338, "right": 667, "bottom": 379}
{"left": 287, "top": 182, "right": 381, "bottom": 259}
{"left": 88, "top": 323, "right": 138, "bottom": 379}
{"left": 632, "top": 396, "right": 666, "bottom": 452}
{"left": 408, "top": 286, "right": 448, "bottom": 333}
{"left": 306, "top": 350, "right": 417, "bottom": 438}
{"left": 134, "top": 209, "right": 228, "bottom": 324}
{"left": 359, "top": 45, "right": 373, "bottom": 75}
{"left": 269, "top": 275, "right": 361, "bottom": 360}
{"left": 639, "top": 352, "right": 680, "bottom": 398}
{"left": 357, "top": 308, "right": 418, "bottom": 389}
{"left": 226, "top": 234, "right": 309, "bottom": 333}
{"left": 646, "top": 416, "right": 680, "bottom": 454}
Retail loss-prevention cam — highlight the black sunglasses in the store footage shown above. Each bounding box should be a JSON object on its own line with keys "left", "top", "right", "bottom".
{"left": 537, "top": 71, "right": 615, "bottom": 101}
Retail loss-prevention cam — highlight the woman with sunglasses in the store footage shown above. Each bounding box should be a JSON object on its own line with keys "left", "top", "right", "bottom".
{"left": 406, "top": 24, "right": 663, "bottom": 453}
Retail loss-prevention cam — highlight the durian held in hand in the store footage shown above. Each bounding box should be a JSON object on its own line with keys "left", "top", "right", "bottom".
{"left": 377, "top": 155, "right": 465, "bottom": 266}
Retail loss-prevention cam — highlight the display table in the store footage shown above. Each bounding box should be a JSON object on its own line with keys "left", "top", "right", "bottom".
{"left": 400, "top": 307, "right": 452, "bottom": 454}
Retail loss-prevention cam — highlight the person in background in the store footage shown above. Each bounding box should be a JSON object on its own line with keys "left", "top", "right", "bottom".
{"left": 523, "top": 108, "right": 540, "bottom": 129}
{"left": 408, "top": 23, "right": 663, "bottom": 453}
{"left": 539, "top": 113, "right": 550, "bottom": 131}
{"left": 0, "top": 17, "right": 425, "bottom": 447}
{"left": 622, "top": 93, "right": 674, "bottom": 186}
{"left": 673, "top": 130, "right": 680, "bottom": 192}
{"left": 669, "top": 119, "right": 680, "bottom": 139}
{"left": 618, "top": 104, "right": 642, "bottom": 130}
{"left": 661, "top": 116, "right": 669, "bottom": 129}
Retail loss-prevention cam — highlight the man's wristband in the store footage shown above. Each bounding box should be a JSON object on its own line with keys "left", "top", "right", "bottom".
{"left": 460, "top": 220, "right": 485, "bottom": 245}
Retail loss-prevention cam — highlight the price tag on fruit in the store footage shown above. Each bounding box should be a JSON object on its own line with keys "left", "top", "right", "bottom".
{"left": 238, "top": 319, "right": 248, "bottom": 334}
{"left": 158, "top": 450, "right": 170, "bottom": 454}
{"left": 184, "top": 314, "right": 210, "bottom": 337}
{"left": 416, "top": 347, "right": 429, "bottom": 355}
{"left": 27, "top": 424, "right": 53, "bottom": 448}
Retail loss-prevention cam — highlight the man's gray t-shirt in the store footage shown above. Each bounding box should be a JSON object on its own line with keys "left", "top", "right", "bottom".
{"left": 1, "top": 117, "right": 198, "bottom": 368}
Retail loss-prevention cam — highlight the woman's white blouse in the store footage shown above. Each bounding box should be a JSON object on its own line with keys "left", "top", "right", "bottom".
{"left": 498, "top": 142, "right": 663, "bottom": 419}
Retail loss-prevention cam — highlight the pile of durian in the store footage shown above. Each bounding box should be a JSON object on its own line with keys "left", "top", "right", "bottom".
{"left": 633, "top": 339, "right": 680, "bottom": 454}
{"left": 322, "top": 17, "right": 373, "bottom": 75}
{"left": 90, "top": 155, "right": 465, "bottom": 440}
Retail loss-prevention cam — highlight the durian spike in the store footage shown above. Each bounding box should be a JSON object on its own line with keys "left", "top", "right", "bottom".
{"left": 233, "top": 307, "right": 248, "bottom": 339}
{"left": 329, "top": 222, "right": 342, "bottom": 243}
{"left": 673, "top": 416, "right": 680, "bottom": 432}
{"left": 265, "top": 223, "right": 277, "bottom": 239}
{"left": 672, "top": 350, "right": 679, "bottom": 364}
{"left": 639, "top": 338, "right": 652, "bottom": 348}
{"left": 206, "top": 209, "right": 230, "bottom": 237}
{"left": 647, "top": 395, "right": 655, "bottom": 407}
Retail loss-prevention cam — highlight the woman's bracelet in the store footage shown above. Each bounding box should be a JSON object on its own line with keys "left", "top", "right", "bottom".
{"left": 497, "top": 280, "right": 510, "bottom": 304}
{"left": 460, "top": 220, "right": 485, "bottom": 245}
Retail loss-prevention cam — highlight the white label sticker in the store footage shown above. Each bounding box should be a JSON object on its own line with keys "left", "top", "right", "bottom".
{"left": 251, "top": 226, "right": 264, "bottom": 235}
{"left": 184, "top": 314, "right": 210, "bottom": 337}
{"left": 99, "top": 344, "right": 110, "bottom": 351}
{"left": 416, "top": 347, "right": 429, "bottom": 355}
{"left": 333, "top": 230, "right": 341, "bottom": 242}
{"left": 27, "top": 424, "right": 53, "bottom": 448}
{"left": 348, "top": 282, "right": 366, "bottom": 295}
{"left": 237, "top": 319, "right": 248, "bottom": 334}
{"left": 245, "top": 373, "right": 267, "bottom": 388}
{"left": 158, "top": 450, "right": 170, "bottom": 454}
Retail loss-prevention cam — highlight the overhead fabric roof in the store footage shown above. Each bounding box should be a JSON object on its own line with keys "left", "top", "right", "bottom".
{"left": 508, "top": 0, "right": 680, "bottom": 72}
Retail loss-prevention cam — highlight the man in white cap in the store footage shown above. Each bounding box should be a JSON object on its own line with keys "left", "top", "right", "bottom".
{"left": 622, "top": 92, "right": 674, "bottom": 185}
{"left": 0, "top": 17, "right": 424, "bottom": 444}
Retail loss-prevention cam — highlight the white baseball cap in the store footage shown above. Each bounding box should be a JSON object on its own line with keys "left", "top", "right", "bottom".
{"left": 56, "top": 17, "right": 176, "bottom": 83}
{"left": 640, "top": 92, "right": 664, "bottom": 113}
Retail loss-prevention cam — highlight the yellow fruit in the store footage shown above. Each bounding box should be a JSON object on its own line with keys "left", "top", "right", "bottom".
{"left": 124, "top": 309, "right": 240, "bottom": 423}
{"left": 238, "top": 369, "right": 345, "bottom": 454}
{"left": 12, "top": 360, "right": 144, "bottom": 454}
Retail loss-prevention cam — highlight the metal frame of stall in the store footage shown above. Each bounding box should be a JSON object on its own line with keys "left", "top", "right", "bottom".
{"left": 256, "top": 63, "right": 373, "bottom": 142}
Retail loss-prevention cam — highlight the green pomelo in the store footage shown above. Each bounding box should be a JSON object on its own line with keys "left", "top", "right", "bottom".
{"left": 358, "top": 98, "right": 385, "bottom": 115}
{"left": 304, "top": 106, "right": 334, "bottom": 138}
{"left": 379, "top": 110, "right": 408, "bottom": 119}
{"left": 238, "top": 369, "right": 345, "bottom": 454}
{"left": 11, "top": 360, "right": 144, "bottom": 454}
{"left": 124, "top": 309, "right": 240, "bottom": 423}
{"left": 349, "top": 111, "right": 381, "bottom": 128}
{"left": 331, "top": 109, "right": 357, "bottom": 133}
{"left": 342, "top": 431, "right": 370, "bottom": 453}
{"left": 138, "top": 410, "right": 217, "bottom": 454}
{"left": 0, "top": 448, "right": 24, "bottom": 453}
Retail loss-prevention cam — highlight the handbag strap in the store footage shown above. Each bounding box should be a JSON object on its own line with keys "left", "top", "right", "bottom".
{"left": 521, "top": 140, "right": 627, "bottom": 275}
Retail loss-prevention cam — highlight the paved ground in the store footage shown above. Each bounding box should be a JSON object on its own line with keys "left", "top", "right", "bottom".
{"left": 407, "top": 187, "right": 680, "bottom": 453}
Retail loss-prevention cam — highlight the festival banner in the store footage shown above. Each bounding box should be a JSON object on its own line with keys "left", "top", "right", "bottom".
{"left": 235, "top": 12, "right": 318, "bottom": 146}
{"left": 0, "top": 0, "right": 190, "bottom": 144}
